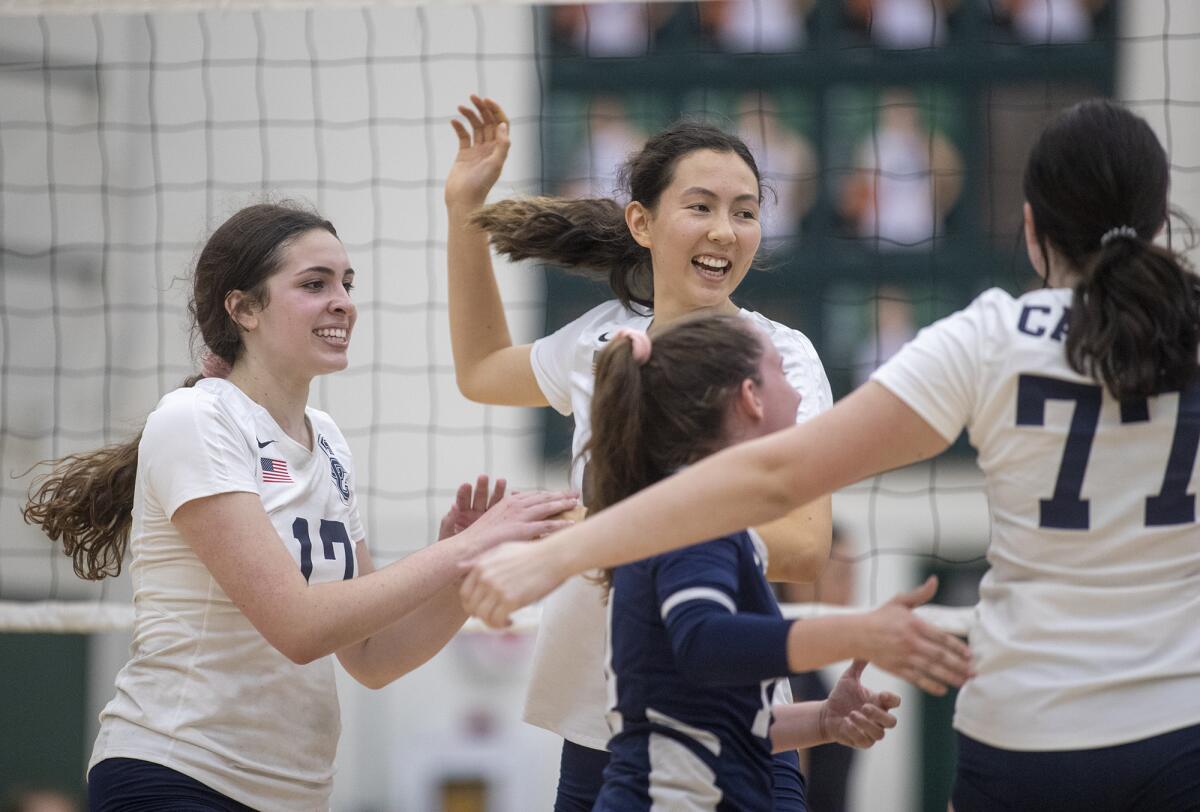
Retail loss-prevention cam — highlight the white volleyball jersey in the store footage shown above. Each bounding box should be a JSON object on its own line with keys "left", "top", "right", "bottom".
{"left": 527, "top": 299, "right": 833, "bottom": 748}
{"left": 90, "top": 377, "right": 364, "bottom": 810}
{"left": 873, "top": 287, "right": 1200, "bottom": 750}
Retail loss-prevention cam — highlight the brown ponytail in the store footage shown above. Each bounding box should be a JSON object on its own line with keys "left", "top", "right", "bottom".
{"left": 1066, "top": 238, "right": 1200, "bottom": 398}
{"left": 471, "top": 122, "right": 763, "bottom": 310}
{"left": 471, "top": 196, "right": 654, "bottom": 308}
{"left": 1024, "top": 99, "right": 1200, "bottom": 399}
{"left": 585, "top": 314, "right": 765, "bottom": 590}
{"left": 22, "top": 202, "right": 337, "bottom": 579}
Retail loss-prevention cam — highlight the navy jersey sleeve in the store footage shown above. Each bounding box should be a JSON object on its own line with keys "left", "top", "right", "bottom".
{"left": 654, "top": 538, "right": 794, "bottom": 688}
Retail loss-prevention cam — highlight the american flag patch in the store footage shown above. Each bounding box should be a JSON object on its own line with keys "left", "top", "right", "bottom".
{"left": 260, "top": 457, "right": 293, "bottom": 483}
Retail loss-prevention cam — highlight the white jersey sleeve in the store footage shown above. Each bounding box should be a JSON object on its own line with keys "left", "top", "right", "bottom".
{"left": 140, "top": 387, "right": 260, "bottom": 518}
{"left": 869, "top": 289, "right": 1000, "bottom": 442}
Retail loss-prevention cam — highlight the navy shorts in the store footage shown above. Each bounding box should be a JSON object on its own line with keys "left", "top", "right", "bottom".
{"left": 88, "top": 758, "right": 258, "bottom": 812}
{"left": 555, "top": 738, "right": 808, "bottom": 811}
{"left": 953, "top": 723, "right": 1200, "bottom": 812}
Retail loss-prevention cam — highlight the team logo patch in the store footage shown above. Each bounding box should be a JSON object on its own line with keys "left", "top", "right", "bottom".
{"left": 318, "top": 434, "right": 352, "bottom": 505}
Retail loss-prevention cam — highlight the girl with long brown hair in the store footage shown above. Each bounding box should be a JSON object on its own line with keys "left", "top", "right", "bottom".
{"left": 445, "top": 95, "right": 833, "bottom": 810}
{"left": 24, "top": 202, "right": 576, "bottom": 810}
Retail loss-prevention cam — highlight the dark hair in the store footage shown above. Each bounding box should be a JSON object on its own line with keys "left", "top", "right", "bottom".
{"left": 23, "top": 202, "right": 337, "bottom": 580}
{"left": 471, "top": 122, "right": 763, "bottom": 309}
{"left": 584, "top": 314, "right": 766, "bottom": 589}
{"left": 1024, "top": 99, "right": 1200, "bottom": 399}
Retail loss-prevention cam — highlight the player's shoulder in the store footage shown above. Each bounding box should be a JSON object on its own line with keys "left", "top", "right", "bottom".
{"left": 737, "top": 308, "right": 820, "bottom": 362}
{"left": 146, "top": 378, "right": 251, "bottom": 435}
{"left": 574, "top": 299, "right": 653, "bottom": 334}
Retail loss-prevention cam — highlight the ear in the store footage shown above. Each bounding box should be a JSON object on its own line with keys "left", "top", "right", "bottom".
{"left": 736, "top": 378, "right": 764, "bottom": 422}
{"left": 225, "top": 290, "right": 258, "bottom": 332}
{"left": 625, "top": 200, "right": 653, "bottom": 250}
{"left": 1023, "top": 201, "right": 1047, "bottom": 280}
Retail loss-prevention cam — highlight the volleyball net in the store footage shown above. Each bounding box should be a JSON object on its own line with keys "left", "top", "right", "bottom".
{"left": 0, "top": 0, "right": 1195, "bottom": 634}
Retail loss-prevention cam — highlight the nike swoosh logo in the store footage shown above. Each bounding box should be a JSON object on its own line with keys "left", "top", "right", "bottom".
{"left": 257, "top": 438, "right": 276, "bottom": 448}
{"left": 598, "top": 332, "right": 610, "bottom": 342}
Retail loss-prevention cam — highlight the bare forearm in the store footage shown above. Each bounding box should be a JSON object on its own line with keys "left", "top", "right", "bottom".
{"left": 279, "top": 541, "right": 471, "bottom": 663}
{"left": 770, "top": 701, "right": 829, "bottom": 752}
{"left": 340, "top": 580, "right": 467, "bottom": 687}
{"left": 540, "top": 384, "right": 947, "bottom": 582}
{"left": 446, "top": 205, "right": 514, "bottom": 381}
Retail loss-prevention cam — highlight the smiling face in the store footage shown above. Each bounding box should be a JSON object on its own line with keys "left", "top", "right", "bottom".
{"left": 237, "top": 228, "right": 357, "bottom": 381}
{"left": 628, "top": 148, "right": 762, "bottom": 316}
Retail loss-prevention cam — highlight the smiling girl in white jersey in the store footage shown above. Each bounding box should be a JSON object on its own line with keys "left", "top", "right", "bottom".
{"left": 24, "top": 203, "right": 576, "bottom": 810}
{"left": 444, "top": 95, "right": 834, "bottom": 811}
{"left": 462, "top": 99, "right": 1200, "bottom": 811}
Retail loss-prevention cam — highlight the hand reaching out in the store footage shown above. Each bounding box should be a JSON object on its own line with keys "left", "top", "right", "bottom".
{"left": 445, "top": 94, "right": 511, "bottom": 211}
{"left": 438, "top": 475, "right": 506, "bottom": 541}
{"left": 860, "top": 576, "right": 974, "bottom": 696}
{"left": 819, "top": 659, "right": 902, "bottom": 748}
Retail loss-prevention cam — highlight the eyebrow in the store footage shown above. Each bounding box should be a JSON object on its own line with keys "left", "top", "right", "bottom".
{"left": 681, "top": 186, "right": 759, "bottom": 204}
{"left": 301, "top": 266, "right": 355, "bottom": 277}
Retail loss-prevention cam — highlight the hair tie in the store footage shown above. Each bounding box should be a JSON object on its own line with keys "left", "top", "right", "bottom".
{"left": 1100, "top": 225, "right": 1138, "bottom": 247}
{"left": 613, "top": 328, "right": 651, "bottom": 365}
{"left": 201, "top": 350, "right": 233, "bottom": 379}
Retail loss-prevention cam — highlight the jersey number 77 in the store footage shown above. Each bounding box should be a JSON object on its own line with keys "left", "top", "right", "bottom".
{"left": 1016, "top": 374, "right": 1200, "bottom": 530}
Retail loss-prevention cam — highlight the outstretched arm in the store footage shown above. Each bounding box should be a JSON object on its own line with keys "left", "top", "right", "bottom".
{"left": 460, "top": 382, "right": 949, "bottom": 624}
{"left": 445, "top": 95, "right": 545, "bottom": 406}
{"left": 174, "top": 483, "right": 577, "bottom": 669}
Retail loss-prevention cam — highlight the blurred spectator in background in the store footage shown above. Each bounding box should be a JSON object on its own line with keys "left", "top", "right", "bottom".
{"left": 775, "top": 527, "right": 859, "bottom": 812}
{"left": 551, "top": 2, "right": 677, "bottom": 56}
{"left": 854, "top": 285, "right": 917, "bottom": 387}
{"left": 734, "top": 91, "right": 818, "bottom": 245}
{"left": 1, "top": 789, "right": 78, "bottom": 812}
{"left": 844, "top": 0, "right": 958, "bottom": 49}
{"left": 839, "top": 88, "right": 962, "bottom": 250}
{"left": 560, "top": 96, "right": 644, "bottom": 199}
{"left": 698, "top": 0, "right": 814, "bottom": 52}
{"left": 990, "top": 0, "right": 1105, "bottom": 44}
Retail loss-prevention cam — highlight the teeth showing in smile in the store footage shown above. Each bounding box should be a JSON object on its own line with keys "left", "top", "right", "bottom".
{"left": 693, "top": 255, "right": 732, "bottom": 279}
{"left": 315, "top": 327, "right": 348, "bottom": 344}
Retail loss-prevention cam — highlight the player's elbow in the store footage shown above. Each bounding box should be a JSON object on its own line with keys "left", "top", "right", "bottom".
{"left": 454, "top": 368, "right": 496, "bottom": 404}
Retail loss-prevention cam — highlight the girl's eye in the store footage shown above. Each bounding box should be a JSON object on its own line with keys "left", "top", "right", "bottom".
{"left": 343, "top": 282, "right": 355, "bottom": 293}
{"left": 736, "top": 209, "right": 759, "bottom": 220}
{"left": 304, "top": 280, "right": 324, "bottom": 290}
{"left": 688, "top": 203, "right": 710, "bottom": 213}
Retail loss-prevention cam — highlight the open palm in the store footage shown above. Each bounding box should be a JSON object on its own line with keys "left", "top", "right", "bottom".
{"left": 445, "top": 94, "right": 511, "bottom": 209}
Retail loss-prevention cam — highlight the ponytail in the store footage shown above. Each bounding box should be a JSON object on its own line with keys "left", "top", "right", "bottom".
{"left": 1066, "top": 237, "right": 1200, "bottom": 399}
{"left": 23, "top": 373, "right": 211, "bottom": 580}
{"left": 471, "top": 197, "right": 653, "bottom": 309}
{"left": 583, "top": 315, "right": 765, "bottom": 592}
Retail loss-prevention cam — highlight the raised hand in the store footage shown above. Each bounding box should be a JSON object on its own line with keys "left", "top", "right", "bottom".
{"left": 437, "top": 475, "right": 507, "bottom": 541}
{"left": 453, "top": 488, "right": 579, "bottom": 561}
{"left": 819, "top": 659, "right": 902, "bottom": 748}
{"left": 859, "top": 576, "right": 974, "bottom": 696}
{"left": 445, "top": 94, "right": 512, "bottom": 211}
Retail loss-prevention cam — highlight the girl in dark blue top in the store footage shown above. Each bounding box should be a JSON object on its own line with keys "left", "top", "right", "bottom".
{"left": 585, "top": 317, "right": 941, "bottom": 810}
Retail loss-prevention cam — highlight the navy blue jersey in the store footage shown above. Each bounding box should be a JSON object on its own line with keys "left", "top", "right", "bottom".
{"left": 597, "top": 530, "right": 796, "bottom": 811}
